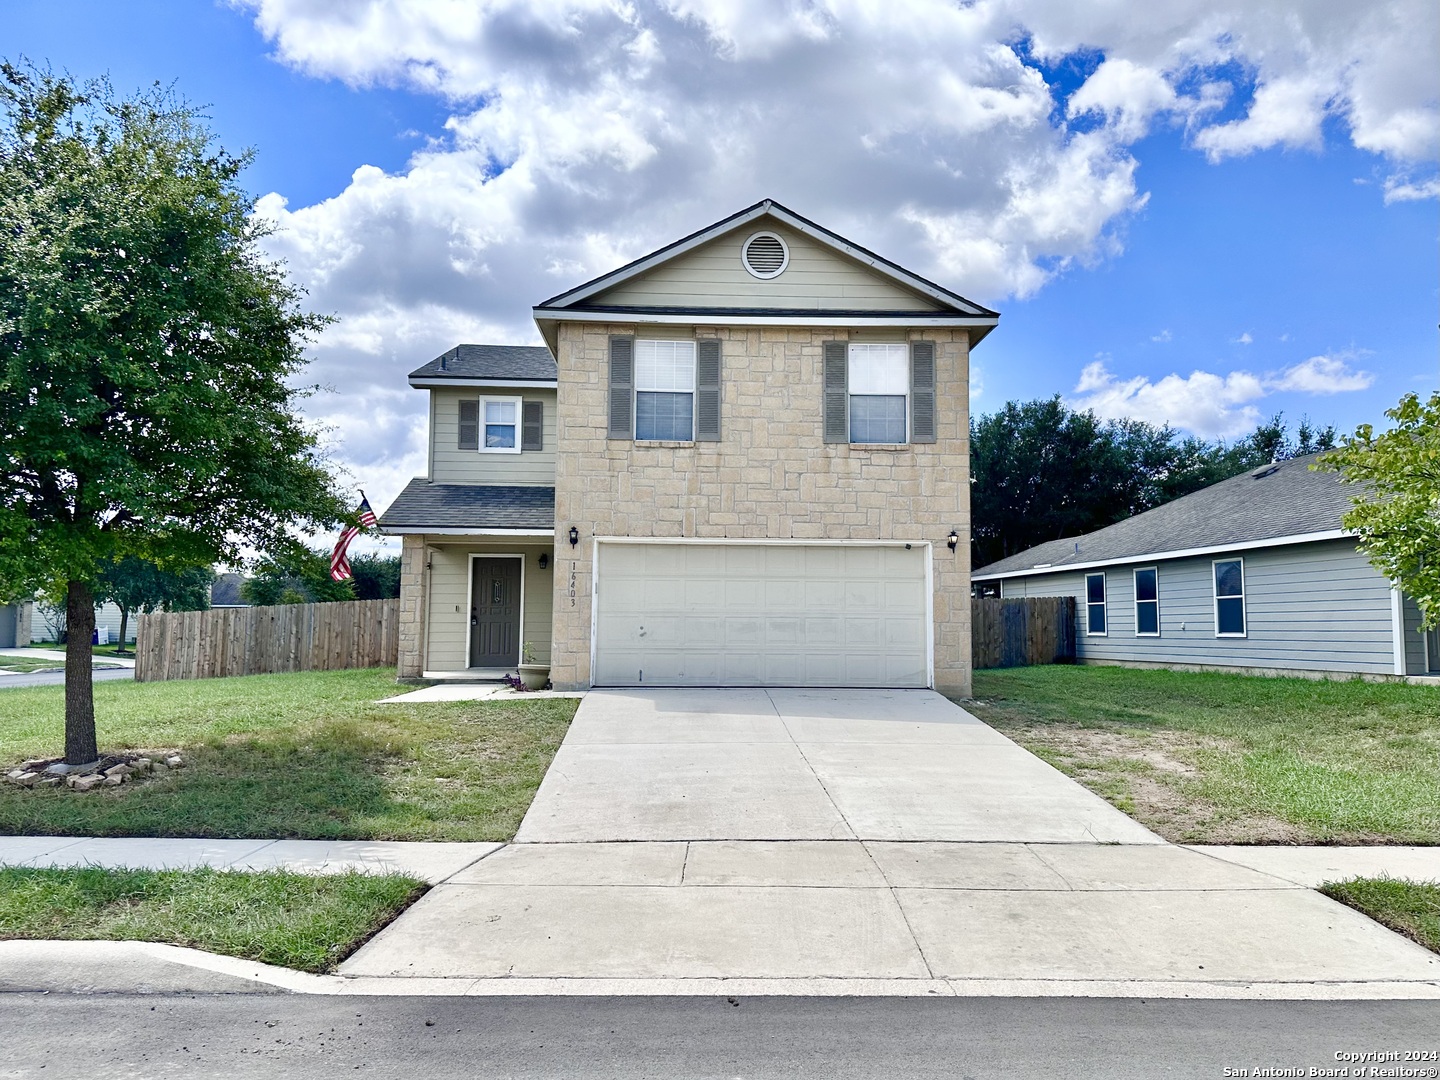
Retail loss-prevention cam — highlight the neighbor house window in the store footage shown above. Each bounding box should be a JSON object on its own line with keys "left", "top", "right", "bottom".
{"left": 848, "top": 343, "right": 907, "bottom": 444}
{"left": 1134, "top": 567, "right": 1159, "bottom": 636}
{"left": 1214, "top": 559, "right": 1246, "bottom": 636}
{"left": 1085, "top": 572, "right": 1107, "bottom": 635}
{"left": 459, "top": 396, "right": 522, "bottom": 453}
{"left": 635, "top": 340, "right": 695, "bottom": 441}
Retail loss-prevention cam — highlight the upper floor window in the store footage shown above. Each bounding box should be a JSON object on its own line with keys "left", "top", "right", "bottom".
{"left": 1134, "top": 567, "right": 1159, "bottom": 636}
{"left": 848, "top": 343, "right": 908, "bottom": 444}
{"left": 1214, "top": 558, "right": 1246, "bottom": 636}
{"left": 1085, "top": 572, "right": 1107, "bottom": 635}
{"left": 458, "top": 396, "right": 542, "bottom": 454}
{"left": 635, "top": 340, "right": 695, "bottom": 441}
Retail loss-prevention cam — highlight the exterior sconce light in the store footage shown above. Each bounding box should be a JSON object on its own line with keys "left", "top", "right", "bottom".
{"left": 568, "top": 526, "right": 579, "bottom": 548}
{"left": 538, "top": 552, "right": 549, "bottom": 569}
{"left": 947, "top": 530, "right": 959, "bottom": 552}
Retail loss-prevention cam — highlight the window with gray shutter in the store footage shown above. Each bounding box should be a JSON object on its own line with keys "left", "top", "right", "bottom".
{"left": 608, "top": 336, "right": 634, "bottom": 439}
{"left": 521, "top": 400, "right": 543, "bottom": 451}
{"left": 695, "top": 339, "right": 721, "bottom": 441}
{"left": 822, "top": 340, "right": 848, "bottom": 444}
{"left": 458, "top": 399, "right": 479, "bottom": 450}
{"left": 910, "top": 340, "right": 936, "bottom": 444}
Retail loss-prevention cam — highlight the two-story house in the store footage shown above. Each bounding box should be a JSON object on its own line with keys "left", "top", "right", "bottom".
{"left": 378, "top": 200, "right": 999, "bottom": 694}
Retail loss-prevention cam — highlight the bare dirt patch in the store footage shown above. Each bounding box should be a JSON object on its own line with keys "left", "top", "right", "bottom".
{"left": 989, "top": 721, "right": 1314, "bottom": 844}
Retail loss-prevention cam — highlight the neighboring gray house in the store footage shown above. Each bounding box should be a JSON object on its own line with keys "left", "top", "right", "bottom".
{"left": 972, "top": 454, "right": 1437, "bottom": 679}
{"left": 0, "top": 601, "right": 33, "bottom": 649}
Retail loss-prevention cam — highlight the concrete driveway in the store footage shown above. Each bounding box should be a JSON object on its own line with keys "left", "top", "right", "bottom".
{"left": 343, "top": 689, "right": 1440, "bottom": 993}
{"left": 514, "top": 688, "right": 1159, "bottom": 844}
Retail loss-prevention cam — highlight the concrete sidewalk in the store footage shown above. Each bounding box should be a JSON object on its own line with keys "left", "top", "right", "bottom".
{"left": 0, "top": 647, "right": 134, "bottom": 668}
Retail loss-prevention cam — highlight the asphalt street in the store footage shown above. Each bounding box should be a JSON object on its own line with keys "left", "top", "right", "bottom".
{"left": 1, "top": 994, "right": 1436, "bottom": 1079}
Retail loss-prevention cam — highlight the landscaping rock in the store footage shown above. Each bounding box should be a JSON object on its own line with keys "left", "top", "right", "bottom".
{"left": 6, "top": 769, "right": 24, "bottom": 782}
{"left": 12, "top": 771, "right": 41, "bottom": 787}
{"left": 151, "top": 762, "right": 168, "bottom": 776}
{"left": 103, "top": 774, "right": 124, "bottom": 786}
{"left": 132, "top": 757, "right": 152, "bottom": 773}
{"left": 164, "top": 754, "right": 184, "bottom": 768}
{"left": 36, "top": 776, "right": 62, "bottom": 788}
{"left": 67, "top": 775, "right": 104, "bottom": 792}
{"left": 21, "top": 758, "right": 51, "bottom": 772}
{"left": 103, "top": 763, "right": 133, "bottom": 778}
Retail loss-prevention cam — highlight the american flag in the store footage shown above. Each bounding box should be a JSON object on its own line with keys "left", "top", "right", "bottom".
{"left": 330, "top": 495, "right": 379, "bottom": 581}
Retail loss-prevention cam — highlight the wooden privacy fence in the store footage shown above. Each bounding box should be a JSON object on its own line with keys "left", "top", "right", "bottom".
{"left": 135, "top": 599, "right": 399, "bottom": 682}
{"left": 972, "top": 596, "right": 1076, "bottom": 670}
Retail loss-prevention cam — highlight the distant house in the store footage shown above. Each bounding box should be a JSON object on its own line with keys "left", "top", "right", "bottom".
{"left": 0, "top": 601, "right": 33, "bottom": 649}
{"left": 210, "top": 572, "right": 248, "bottom": 608}
{"left": 972, "top": 454, "right": 1437, "bottom": 680}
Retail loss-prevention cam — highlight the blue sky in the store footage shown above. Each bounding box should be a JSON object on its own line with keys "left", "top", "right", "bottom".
{"left": 3, "top": 0, "right": 1436, "bottom": 523}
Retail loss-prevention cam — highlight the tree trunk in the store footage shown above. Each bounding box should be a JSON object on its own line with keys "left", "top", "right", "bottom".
{"left": 64, "top": 580, "right": 98, "bottom": 765}
{"left": 116, "top": 607, "right": 130, "bottom": 657}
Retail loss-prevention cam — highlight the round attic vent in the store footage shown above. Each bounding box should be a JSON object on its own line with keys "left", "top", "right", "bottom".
{"left": 742, "top": 231, "right": 789, "bottom": 279}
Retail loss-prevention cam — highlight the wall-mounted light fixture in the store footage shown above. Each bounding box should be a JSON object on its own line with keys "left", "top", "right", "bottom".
{"left": 947, "top": 530, "right": 959, "bottom": 552}
{"left": 538, "top": 552, "right": 549, "bottom": 569}
{"left": 568, "top": 526, "right": 579, "bottom": 548}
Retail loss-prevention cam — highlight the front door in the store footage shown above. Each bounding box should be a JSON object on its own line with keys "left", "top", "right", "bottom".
{"left": 470, "top": 558, "right": 521, "bottom": 668}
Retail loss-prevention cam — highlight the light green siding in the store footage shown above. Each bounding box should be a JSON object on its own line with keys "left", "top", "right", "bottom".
{"left": 590, "top": 223, "right": 944, "bottom": 312}
{"left": 430, "top": 388, "right": 557, "bottom": 486}
{"left": 423, "top": 540, "right": 554, "bottom": 672}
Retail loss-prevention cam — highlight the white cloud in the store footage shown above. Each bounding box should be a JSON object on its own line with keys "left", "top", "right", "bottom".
{"left": 1151, "top": 329, "right": 1172, "bottom": 342}
{"left": 1070, "top": 361, "right": 1266, "bottom": 438}
{"left": 1269, "top": 354, "right": 1375, "bottom": 394}
{"left": 1233, "top": 332, "right": 1253, "bottom": 345}
{"left": 226, "top": 0, "right": 1436, "bottom": 508}
{"left": 1069, "top": 353, "right": 1376, "bottom": 436}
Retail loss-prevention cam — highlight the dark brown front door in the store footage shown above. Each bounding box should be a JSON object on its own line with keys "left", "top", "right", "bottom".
{"left": 470, "top": 558, "right": 521, "bottom": 667}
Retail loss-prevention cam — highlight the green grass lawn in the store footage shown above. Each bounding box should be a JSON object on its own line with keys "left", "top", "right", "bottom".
{"left": 0, "top": 866, "right": 424, "bottom": 972}
{"left": 1321, "top": 877, "right": 1440, "bottom": 954}
{"left": 0, "top": 655, "right": 63, "bottom": 674}
{"left": 0, "top": 668, "right": 576, "bottom": 841}
{"left": 967, "top": 666, "right": 1440, "bottom": 845}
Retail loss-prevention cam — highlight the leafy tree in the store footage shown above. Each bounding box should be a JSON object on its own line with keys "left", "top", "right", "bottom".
{"left": 348, "top": 552, "right": 401, "bottom": 600}
{"left": 970, "top": 398, "right": 1341, "bottom": 567}
{"left": 1318, "top": 391, "right": 1440, "bottom": 627}
{"left": 0, "top": 64, "right": 348, "bottom": 763}
{"left": 241, "top": 545, "right": 355, "bottom": 606}
{"left": 95, "top": 556, "right": 213, "bottom": 654}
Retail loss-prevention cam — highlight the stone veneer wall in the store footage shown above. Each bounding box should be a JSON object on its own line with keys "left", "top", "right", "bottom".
{"left": 550, "top": 323, "right": 973, "bottom": 695}
{"left": 397, "top": 533, "right": 428, "bottom": 680}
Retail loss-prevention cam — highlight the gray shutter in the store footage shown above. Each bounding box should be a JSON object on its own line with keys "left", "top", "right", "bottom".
{"left": 521, "top": 400, "right": 543, "bottom": 451}
{"left": 910, "top": 340, "right": 936, "bottom": 444}
{"left": 608, "top": 336, "right": 634, "bottom": 439}
{"left": 458, "top": 399, "right": 479, "bottom": 451}
{"left": 695, "top": 339, "right": 721, "bottom": 442}
{"left": 822, "top": 340, "right": 848, "bottom": 444}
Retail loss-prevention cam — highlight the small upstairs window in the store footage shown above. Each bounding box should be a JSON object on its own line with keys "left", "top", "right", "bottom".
{"left": 848, "top": 343, "right": 908, "bottom": 444}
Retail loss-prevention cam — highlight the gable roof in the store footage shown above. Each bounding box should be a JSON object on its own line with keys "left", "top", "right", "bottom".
{"left": 532, "top": 199, "right": 1000, "bottom": 351}
{"left": 408, "top": 344, "right": 557, "bottom": 387}
{"left": 972, "top": 454, "right": 1361, "bottom": 580}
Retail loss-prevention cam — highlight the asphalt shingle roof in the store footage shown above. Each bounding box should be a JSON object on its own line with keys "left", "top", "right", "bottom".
{"left": 378, "top": 480, "right": 556, "bottom": 531}
{"left": 408, "top": 344, "right": 557, "bottom": 382}
{"left": 972, "top": 453, "right": 1359, "bottom": 578}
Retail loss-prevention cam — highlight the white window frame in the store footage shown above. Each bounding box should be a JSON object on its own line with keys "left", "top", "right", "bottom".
{"left": 847, "top": 342, "right": 909, "bottom": 446}
{"left": 477, "top": 395, "right": 523, "bottom": 455}
{"left": 1084, "top": 572, "right": 1108, "bottom": 637}
{"left": 1212, "top": 557, "right": 1247, "bottom": 638}
{"left": 634, "top": 339, "right": 696, "bottom": 442}
{"left": 1133, "top": 566, "right": 1160, "bottom": 637}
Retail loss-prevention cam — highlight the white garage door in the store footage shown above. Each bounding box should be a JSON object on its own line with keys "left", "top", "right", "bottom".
{"left": 592, "top": 543, "right": 929, "bottom": 687}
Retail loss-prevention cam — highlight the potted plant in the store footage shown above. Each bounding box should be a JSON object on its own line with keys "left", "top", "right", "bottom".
{"left": 517, "top": 642, "right": 550, "bottom": 691}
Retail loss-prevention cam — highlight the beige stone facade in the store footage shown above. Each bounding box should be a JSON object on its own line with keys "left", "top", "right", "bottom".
{"left": 549, "top": 322, "right": 973, "bottom": 695}
{"left": 397, "top": 533, "right": 428, "bottom": 680}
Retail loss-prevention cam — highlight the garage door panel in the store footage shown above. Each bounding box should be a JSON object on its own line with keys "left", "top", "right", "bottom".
{"left": 594, "top": 543, "right": 929, "bottom": 687}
